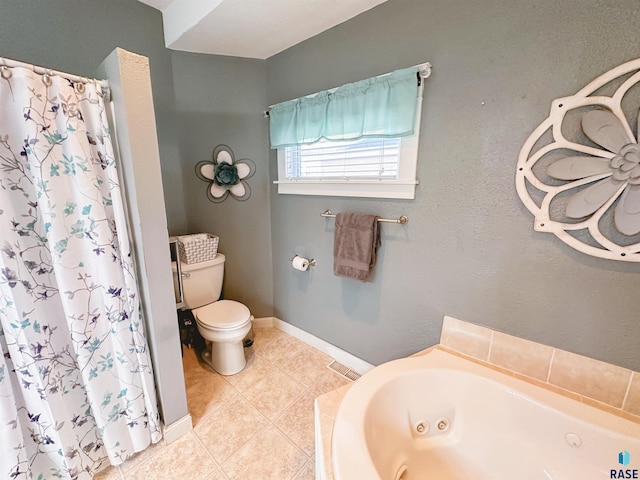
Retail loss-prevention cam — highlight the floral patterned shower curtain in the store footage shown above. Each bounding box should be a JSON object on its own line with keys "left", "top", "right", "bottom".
{"left": 0, "top": 64, "right": 161, "bottom": 479}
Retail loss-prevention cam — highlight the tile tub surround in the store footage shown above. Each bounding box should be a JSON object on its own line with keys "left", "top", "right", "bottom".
{"left": 314, "top": 384, "right": 353, "bottom": 480}
{"left": 440, "top": 316, "right": 640, "bottom": 422}
{"left": 95, "top": 326, "right": 351, "bottom": 480}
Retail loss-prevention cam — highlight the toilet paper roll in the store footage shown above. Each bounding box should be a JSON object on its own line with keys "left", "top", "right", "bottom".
{"left": 292, "top": 255, "right": 310, "bottom": 271}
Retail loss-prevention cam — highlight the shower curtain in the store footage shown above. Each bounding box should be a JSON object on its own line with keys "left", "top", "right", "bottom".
{"left": 0, "top": 64, "right": 161, "bottom": 479}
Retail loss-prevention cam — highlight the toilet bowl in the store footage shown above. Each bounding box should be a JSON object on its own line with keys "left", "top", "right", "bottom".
{"left": 172, "top": 253, "right": 253, "bottom": 375}
{"left": 193, "top": 300, "right": 253, "bottom": 375}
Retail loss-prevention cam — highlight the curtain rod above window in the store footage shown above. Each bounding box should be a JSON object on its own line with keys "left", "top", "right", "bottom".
{"left": 263, "top": 62, "right": 432, "bottom": 117}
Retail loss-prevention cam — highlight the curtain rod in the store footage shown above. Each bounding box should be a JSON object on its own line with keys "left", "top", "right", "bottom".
{"left": 0, "top": 56, "right": 107, "bottom": 87}
{"left": 263, "top": 61, "right": 432, "bottom": 116}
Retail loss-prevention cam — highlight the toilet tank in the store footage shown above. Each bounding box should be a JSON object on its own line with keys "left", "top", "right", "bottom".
{"left": 174, "top": 254, "right": 225, "bottom": 309}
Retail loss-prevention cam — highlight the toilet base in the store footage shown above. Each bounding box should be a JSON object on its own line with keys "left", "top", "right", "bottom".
{"left": 202, "top": 338, "right": 247, "bottom": 375}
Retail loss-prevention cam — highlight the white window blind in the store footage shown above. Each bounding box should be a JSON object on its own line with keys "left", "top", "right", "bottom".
{"left": 284, "top": 137, "right": 401, "bottom": 180}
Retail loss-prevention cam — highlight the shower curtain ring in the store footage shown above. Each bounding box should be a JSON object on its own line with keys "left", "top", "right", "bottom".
{"left": 0, "top": 66, "right": 11, "bottom": 79}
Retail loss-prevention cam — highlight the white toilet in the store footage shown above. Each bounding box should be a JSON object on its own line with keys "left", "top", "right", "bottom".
{"left": 174, "top": 254, "right": 253, "bottom": 375}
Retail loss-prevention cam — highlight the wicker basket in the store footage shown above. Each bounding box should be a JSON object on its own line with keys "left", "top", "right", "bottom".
{"left": 177, "top": 233, "right": 219, "bottom": 264}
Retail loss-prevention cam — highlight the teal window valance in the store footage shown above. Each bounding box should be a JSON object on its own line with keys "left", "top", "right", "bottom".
{"left": 269, "top": 66, "right": 421, "bottom": 148}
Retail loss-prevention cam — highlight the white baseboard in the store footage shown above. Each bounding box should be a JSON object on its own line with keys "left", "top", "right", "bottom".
{"left": 162, "top": 414, "right": 192, "bottom": 445}
{"left": 264, "top": 317, "right": 374, "bottom": 374}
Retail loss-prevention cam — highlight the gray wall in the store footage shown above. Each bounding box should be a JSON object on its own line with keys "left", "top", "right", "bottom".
{"left": 98, "top": 48, "right": 188, "bottom": 426}
{"left": 171, "top": 52, "right": 274, "bottom": 317}
{"left": 266, "top": 0, "right": 640, "bottom": 370}
{"left": 0, "top": 0, "right": 188, "bottom": 235}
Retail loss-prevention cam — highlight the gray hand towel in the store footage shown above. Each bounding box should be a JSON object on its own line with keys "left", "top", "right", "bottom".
{"left": 333, "top": 212, "right": 381, "bottom": 282}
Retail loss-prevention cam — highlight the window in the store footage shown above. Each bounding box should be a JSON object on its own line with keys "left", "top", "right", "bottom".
{"left": 275, "top": 127, "right": 420, "bottom": 199}
{"left": 286, "top": 137, "right": 401, "bottom": 179}
{"left": 269, "top": 64, "right": 429, "bottom": 199}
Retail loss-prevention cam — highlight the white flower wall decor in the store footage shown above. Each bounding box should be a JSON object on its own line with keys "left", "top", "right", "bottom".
{"left": 516, "top": 58, "right": 640, "bottom": 262}
{"left": 196, "top": 144, "right": 256, "bottom": 203}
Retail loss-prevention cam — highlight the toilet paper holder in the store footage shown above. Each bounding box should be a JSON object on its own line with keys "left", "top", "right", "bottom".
{"left": 289, "top": 255, "right": 317, "bottom": 269}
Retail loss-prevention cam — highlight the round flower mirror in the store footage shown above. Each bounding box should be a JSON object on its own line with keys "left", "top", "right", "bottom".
{"left": 516, "top": 58, "right": 640, "bottom": 262}
{"left": 196, "top": 145, "right": 256, "bottom": 203}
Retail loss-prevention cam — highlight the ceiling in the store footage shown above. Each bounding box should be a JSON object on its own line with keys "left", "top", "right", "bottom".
{"left": 138, "top": 0, "right": 389, "bottom": 59}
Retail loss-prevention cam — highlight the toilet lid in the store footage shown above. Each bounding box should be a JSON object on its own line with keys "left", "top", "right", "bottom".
{"left": 194, "top": 300, "right": 251, "bottom": 330}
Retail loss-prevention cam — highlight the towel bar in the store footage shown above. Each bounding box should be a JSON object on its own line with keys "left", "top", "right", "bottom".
{"left": 321, "top": 210, "right": 408, "bottom": 225}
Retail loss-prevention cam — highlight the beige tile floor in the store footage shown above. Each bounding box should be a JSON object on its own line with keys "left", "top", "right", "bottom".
{"left": 95, "top": 326, "right": 351, "bottom": 480}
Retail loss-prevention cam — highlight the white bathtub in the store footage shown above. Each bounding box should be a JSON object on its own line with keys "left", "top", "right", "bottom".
{"left": 332, "top": 348, "right": 640, "bottom": 480}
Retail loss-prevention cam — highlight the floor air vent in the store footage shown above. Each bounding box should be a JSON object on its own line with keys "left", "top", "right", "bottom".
{"left": 327, "top": 360, "right": 362, "bottom": 381}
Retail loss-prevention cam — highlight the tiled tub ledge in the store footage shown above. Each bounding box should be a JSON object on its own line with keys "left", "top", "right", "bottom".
{"left": 314, "top": 383, "right": 352, "bottom": 480}
{"left": 315, "top": 319, "right": 640, "bottom": 479}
